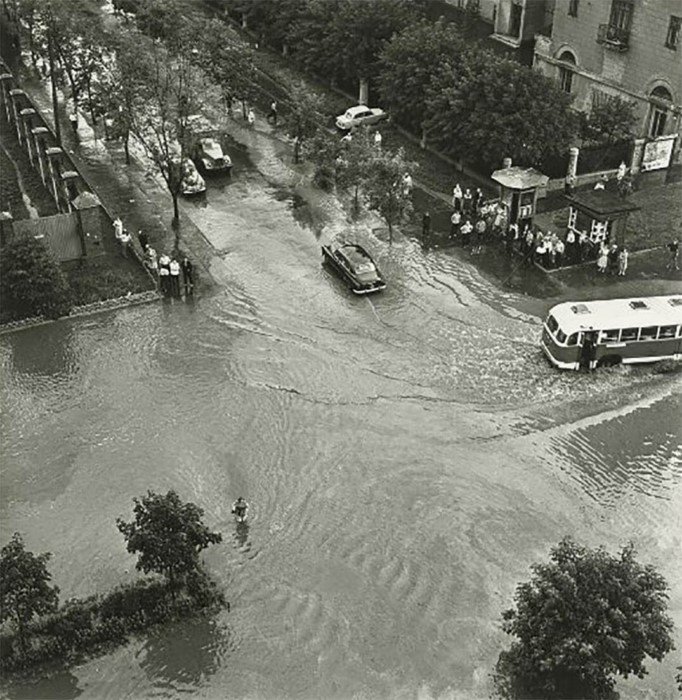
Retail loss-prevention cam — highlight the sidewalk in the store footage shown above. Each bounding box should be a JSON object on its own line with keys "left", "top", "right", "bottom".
{"left": 21, "top": 74, "right": 222, "bottom": 290}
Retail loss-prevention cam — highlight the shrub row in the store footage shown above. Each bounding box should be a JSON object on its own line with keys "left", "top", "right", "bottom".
{"left": 0, "top": 572, "right": 224, "bottom": 676}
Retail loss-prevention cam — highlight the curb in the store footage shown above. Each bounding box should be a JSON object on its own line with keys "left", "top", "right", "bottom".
{"left": 0, "top": 290, "right": 160, "bottom": 336}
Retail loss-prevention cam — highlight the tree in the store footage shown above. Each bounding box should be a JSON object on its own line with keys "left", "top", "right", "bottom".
{"left": 378, "top": 19, "right": 463, "bottom": 143}
{"left": 117, "top": 490, "right": 222, "bottom": 588}
{"left": 426, "top": 48, "right": 577, "bottom": 172}
{"left": 362, "top": 146, "right": 415, "bottom": 243}
{"left": 580, "top": 96, "right": 638, "bottom": 145}
{"left": 335, "top": 126, "right": 374, "bottom": 210}
{"left": 495, "top": 538, "right": 675, "bottom": 699}
{"left": 0, "top": 237, "right": 73, "bottom": 319}
{"left": 330, "top": 0, "right": 421, "bottom": 99}
{"left": 117, "top": 28, "right": 203, "bottom": 232}
{"left": 194, "top": 18, "right": 257, "bottom": 121}
{"left": 0, "top": 533, "right": 60, "bottom": 652}
{"left": 284, "top": 82, "right": 324, "bottom": 163}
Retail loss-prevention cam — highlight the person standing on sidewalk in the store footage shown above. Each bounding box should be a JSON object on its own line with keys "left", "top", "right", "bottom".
{"left": 450, "top": 209, "right": 461, "bottom": 239}
{"left": 137, "top": 229, "right": 149, "bottom": 252}
{"left": 374, "top": 131, "right": 383, "bottom": 148}
{"left": 422, "top": 211, "right": 431, "bottom": 245}
{"left": 460, "top": 219, "right": 473, "bottom": 247}
{"left": 169, "top": 257, "right": 181, "bottom": 297}
{"left": 267, "top": 101, "right": 278, "bottom": 125}
{"left": 119, "top": 228, "right": 131, "bottom": 258}
{"left": 247, "top": 108, "right": 255, "bottom": 128}
{"left": 618, "top": 247, "right": 629, "bottom": 276}
{"left": 666, "top": 239, "right": 679, "bottom": 270}
{"left": 452, "top": 184, "right": 463, "bottom": 212}
{"left": 182, "top": 256, "right": 194, "bottom": 295}
{"left": 158, "top": 252, "right": 171, "bottom": 295}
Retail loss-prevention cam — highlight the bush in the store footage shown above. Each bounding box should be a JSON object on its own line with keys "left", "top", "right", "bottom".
{"left": 0, "top": 237, "right": 73, "bottom": 319}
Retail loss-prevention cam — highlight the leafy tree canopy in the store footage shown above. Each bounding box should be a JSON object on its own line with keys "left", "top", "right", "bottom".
{"left": 0, "top": 237, "right": 73, "bottom": 319}
{"left": 0, "top": 533, "right": 60, "bottom": 647}
{"left": 495, "top": 537, "right": 675, "bottom": 699}
{"left": 117, "top": 490, "right": 222, "bottom": 585}
{"left": 378, "top": 18, "right": 463, "bottom": 133}
{"left": 426, "top": 49, "right": 577, "bottom": 172}
{"left": 581, "top": 96, "right": 638, "bottom": 145}
{"left": 362, "top": 145, "right": 416, "bottom": 242}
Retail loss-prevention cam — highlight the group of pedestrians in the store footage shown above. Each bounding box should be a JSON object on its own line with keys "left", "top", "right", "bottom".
{"left": 446, "top": 183, "right": 505, "bottom": 254}
{"left": 596, "top": 242, "right": 629, "bottom": 276}
{"left": 113, "top": 216, "right": 194, "bottom": 297}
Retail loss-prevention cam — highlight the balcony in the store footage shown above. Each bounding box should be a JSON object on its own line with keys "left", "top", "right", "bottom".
{"left": 597, "top": 23, "right": 630, "bottom": 51}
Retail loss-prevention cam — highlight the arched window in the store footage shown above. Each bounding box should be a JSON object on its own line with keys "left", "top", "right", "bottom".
{"left": 648, "top": 86, "right": 672, "bottom": 138}
{"left": 558, "top": 51, "right": 576, "bottom": 94}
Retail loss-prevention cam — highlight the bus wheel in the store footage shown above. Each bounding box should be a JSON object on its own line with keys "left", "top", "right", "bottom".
{"left": 598, "top": 355, "right": 622, "bottom": 368}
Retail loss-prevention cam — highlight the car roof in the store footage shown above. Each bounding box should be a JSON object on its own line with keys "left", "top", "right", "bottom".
{"left": 548, "top": 295, "right": 682, "bottom": 334}
{"left": 346, "top": 105, "right": 370, "bottom": 115}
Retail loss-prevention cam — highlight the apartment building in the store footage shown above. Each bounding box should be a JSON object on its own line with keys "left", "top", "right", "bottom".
{"left": 534, "top": 0, "right": 682, "bottom": 172}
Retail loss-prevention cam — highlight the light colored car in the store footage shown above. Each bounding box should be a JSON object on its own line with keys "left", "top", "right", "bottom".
{"left": 180, "top": 157, "right": 206, "bottom": 195}
{"left": 335, "top": 105, "right": 387, "bottom": 131}
{"left": 195, "top": 137, "right": 232, "bottom": 173}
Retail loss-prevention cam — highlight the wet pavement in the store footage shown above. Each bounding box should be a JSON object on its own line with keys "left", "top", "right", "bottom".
{"left": 1, "top": 78, "right": 682, "bottom": 700}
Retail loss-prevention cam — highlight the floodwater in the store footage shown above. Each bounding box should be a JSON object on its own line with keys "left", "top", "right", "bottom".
{"left": 1, "top": 128, "right": 682, "bottom": 700}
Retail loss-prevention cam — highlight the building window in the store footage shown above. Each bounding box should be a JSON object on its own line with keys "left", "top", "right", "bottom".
{"left": 648, "top": 86, "right": 673, "bottom": 139}
{"left": 609, "top": 0, "right": 634, "bottom": 31}
{"left": 568, "top": 0, "right": 579, "bottom": 17}
{"left": 665, "top": 16, "right": 681, "bottom": 49}
{"left": 559, "top": 67, "right": 573, "bottom": 93}
{"left": 510, "top": 3, "right": 523, "bottom": 37}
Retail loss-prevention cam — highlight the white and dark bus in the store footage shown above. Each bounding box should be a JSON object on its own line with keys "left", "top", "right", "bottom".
{"left": 542, "top": 295, "right": 682, "bottom": 370}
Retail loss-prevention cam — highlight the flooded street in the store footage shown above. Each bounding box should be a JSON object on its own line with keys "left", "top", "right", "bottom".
{"left": 1, "top": 132, "right": 682, "bottom": 700}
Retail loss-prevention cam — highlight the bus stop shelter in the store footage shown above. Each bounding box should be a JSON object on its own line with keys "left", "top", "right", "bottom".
{"left": 564, "top": 190, "right": 640, "bottom": 247}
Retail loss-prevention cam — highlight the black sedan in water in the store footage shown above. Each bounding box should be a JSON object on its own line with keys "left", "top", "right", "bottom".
{"left": 321, "top": 242, "right": 386, "bottom": 295}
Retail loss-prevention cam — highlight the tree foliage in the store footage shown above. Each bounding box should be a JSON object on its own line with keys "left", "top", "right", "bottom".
{"left": 495, "top": 538, "right": 675, "bottom": 699}
{"left": 0, "top": 533, "right": 60, "bottom": 650}
{"left": 0, "top": 236, "right": 73, "bottom": 319}
{"left": 378, "top": 19, "right": 463, "bottom": 134}
{"left": 283, "top": 82, "right": 324, "bottom": 162}
{"left": 117, "top": 490, "right": 222, "bottom": 586}
{"left": 580, "top": 96, "right": 638, "bottom": 145}
{"left": 426, "top": 48, "right": 577, "bottom": 172}
{"left": 362, "top": 146, "right": 415, "bottom": 242}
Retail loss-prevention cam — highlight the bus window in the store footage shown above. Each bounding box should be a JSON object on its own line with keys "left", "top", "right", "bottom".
{"left": 567, "top": 332, "right": 579, "bottom": 346}
{"left": 547, "top": 315, "right": 559, "bottom": 333}
{"left": 659, "top": 325, "right": 677, "bottom": 339}
{"left": 556, "top": 329, "right": 567, "bottom": 344}
{"left": 621, "top": 328, "right": 639, "bottom": 342}
{"left": 639, "top": 326, "right": 658, "bottom": 341}
{"left": 600, "top": 329, "right": 620, "bottom": 343}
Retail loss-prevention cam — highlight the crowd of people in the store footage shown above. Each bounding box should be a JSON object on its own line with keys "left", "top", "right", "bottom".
{"left": 113, "top": 217, "right": 194, "bottom": 297}
{"left": 438, "top": 181, "right": 638, "bottom": 276}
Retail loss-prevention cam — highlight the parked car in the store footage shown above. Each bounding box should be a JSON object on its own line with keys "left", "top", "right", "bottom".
{"left": 193, "top": 136, "right": 232, "bottom": 173}
{"left": 335, "top": 105, "right": 387, "bottom": 131}
{"left": 179, "top": 157, "right": 206, "bottom": 195}
{"left": 321, "top": 242, "right": 386, "bottom": 294}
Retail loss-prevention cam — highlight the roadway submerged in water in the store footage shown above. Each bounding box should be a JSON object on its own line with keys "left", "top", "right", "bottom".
{"left": 1, "top": 125, "right": 681, "bottom": 700}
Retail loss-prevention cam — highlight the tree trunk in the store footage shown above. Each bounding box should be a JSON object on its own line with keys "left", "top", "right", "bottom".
{"left": 47, "top": 30, "right": 61, "bottom": 146}
{"left": 87, "top": 80, "right": 97, "bottom": 126}
{"left": 387, "top": 220, "right": 393, "bottom": 244}
{"left": 293, "top": 138, "right": 300, "bottom": 164}
{"left": 358, "top": 78, "right": 369, "bottom": 106}
{"left": 172, "top": 192, "right": 180, "bottom": 225}
{"left": 241, "top": 99, "right": 247, "bottom": 120}
{"left": 123, "top": 131, "right": 130, "bottom": 164}
{"left": 420, "top": 124, "right": 427, "bottom": 150}
{"left": 353, "top": 184, "right": 359, "bottom": 212}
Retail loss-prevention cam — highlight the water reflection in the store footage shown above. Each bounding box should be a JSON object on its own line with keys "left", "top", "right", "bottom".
{"left": 3, "top": 322, "right": 78, "bottom": 379}
{"left": 234, "top": 522, "right": 250, "bottom": 550}
{"left": 139, "top": 617, "right": 232, "bottom": 692}
{"left": 3, "top": 670, "right": 82, "bottom": 699}
{"left": 550, "top": 393, "right": 682, "bottom": 504}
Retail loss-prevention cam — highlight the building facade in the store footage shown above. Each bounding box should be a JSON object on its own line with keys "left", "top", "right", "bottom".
{"left": 534, "top": 0, "right": 682, "bottom": 172}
